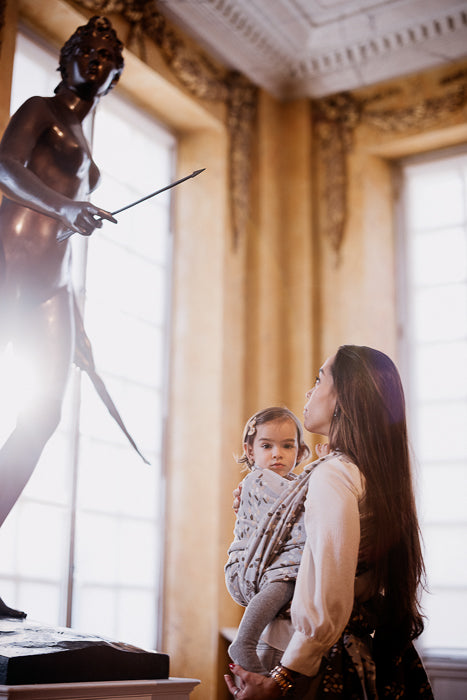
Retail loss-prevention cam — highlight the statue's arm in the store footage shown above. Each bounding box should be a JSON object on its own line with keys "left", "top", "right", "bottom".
{"left": 0, "top": 97, "right": 116, "bottom": 235}
{"left": 0, "top": 98, "right": 70, "bottom": 214}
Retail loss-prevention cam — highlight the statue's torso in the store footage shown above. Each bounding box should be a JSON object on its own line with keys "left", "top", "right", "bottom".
{"left": 0, "top": 95, "right": 100, "bottom": 303}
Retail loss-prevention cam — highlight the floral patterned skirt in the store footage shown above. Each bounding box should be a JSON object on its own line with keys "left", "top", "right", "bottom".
{"left": 293, "top": 602, "right": 434, "bottom": 699}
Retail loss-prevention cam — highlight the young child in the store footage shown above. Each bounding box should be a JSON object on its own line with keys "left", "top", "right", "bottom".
{"left": 225, "top": 406, "right": 312, "bottom": 674}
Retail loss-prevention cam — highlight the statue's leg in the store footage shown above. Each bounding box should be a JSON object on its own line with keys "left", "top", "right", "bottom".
{"left": 0, "top": 396, "right": 64, "bottom": 528}
{"left": 0, "top": 289, "right": 73, "bottom": 617}
{"left": 0, "top": 298, "right": 27, "bottom": 618}
{"left": 0, "top": 288, "right": 73, "bottom": 529}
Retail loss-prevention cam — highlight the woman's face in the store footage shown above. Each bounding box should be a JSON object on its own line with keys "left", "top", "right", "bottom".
{"left": 65, "top": 36, "right": 119, "bottom": 98}
{"left": 303, "top": 354, "right": 337, "bottom": 436}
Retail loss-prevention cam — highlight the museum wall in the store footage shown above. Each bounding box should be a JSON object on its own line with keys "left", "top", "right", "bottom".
{"left": 1, "top": 1, "right": 467, "bottom": 699}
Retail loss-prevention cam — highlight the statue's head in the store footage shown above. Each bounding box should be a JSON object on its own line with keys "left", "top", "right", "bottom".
{"left": 56, "top": 16, "right": 124, "bottom": 95}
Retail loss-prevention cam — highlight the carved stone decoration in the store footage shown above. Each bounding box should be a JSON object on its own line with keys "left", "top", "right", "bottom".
{"left": 363, "top": 79, "right": 467, "bottom": 134}
{"left": 314, "top": 73, "right": 467, "bottom": 255}
{"left": 74, "top": 0, "right": 258, "bottom": 248}
{"left": 313, "top": 93, "right": 361, "bottom": 255}
{"left": 225, "top": 72, "right": 258, "bottom": 248}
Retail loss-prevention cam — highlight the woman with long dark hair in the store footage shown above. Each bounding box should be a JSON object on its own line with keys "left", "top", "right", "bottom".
{"left": 225, "top": 345, "right": 433, "bottom": 698}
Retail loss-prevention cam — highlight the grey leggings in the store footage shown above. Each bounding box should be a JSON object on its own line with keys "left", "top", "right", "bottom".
{"left": 228, "top": 581, "right": 294, "bottom": 673}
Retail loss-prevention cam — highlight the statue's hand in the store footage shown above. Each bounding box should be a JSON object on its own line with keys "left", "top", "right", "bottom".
{"left": 58, "top": 201, "right": 117, "bottom": 236}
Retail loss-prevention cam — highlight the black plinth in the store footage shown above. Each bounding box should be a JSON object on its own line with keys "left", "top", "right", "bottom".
{"left": 0, "top": 618, "right": 169, "bottom": 685}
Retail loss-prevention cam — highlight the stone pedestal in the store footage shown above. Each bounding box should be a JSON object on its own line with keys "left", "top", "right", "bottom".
{"left": 0, "top": 618, "right": 169, "bottom": 685}
{"left": 0, "top": 678, "right": 200, "bottom": 699}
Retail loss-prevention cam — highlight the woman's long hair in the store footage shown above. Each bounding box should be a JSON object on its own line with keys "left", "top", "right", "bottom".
{"left": 328, "top": 345, "right": 425, "bottom": 642}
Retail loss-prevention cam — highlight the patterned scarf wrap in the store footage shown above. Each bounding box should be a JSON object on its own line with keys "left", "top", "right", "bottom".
{"left": 226, "top": 452, "right": 336, "bottom": 605}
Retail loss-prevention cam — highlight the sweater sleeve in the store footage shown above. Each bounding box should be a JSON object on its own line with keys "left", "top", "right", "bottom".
{"left": 281, "top": 455, "right": 364, "bottom": 676}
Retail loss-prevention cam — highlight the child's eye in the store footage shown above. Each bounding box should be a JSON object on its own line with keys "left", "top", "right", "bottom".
{"left": 261, "top": 443, "right": 271, "bottom": 449}
{"left": 314, "top": 375, "right": 320, "bottom": 386}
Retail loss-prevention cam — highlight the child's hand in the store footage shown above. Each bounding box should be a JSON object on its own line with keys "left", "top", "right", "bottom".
{"left": 233, "top": 483, "right": 243, "bottom": 513}
{"left": 315, "top": 443, "right": 330, "bottom": 458}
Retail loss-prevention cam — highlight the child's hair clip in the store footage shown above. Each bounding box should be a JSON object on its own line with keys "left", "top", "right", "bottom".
{"left": 247, "top": 418, "right": 257, "bottom": 436}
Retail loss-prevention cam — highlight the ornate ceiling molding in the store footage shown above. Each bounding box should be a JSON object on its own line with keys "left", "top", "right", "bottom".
{"left": 292, "top": 6, "right": 467, "bottom": 95}
{"left": 157, "top": 0, "right": 467, "bottom": 99}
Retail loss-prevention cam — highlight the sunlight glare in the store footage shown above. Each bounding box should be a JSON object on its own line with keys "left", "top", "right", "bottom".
{"left": 0, "top": 343, "right": 47, "bottom": 442}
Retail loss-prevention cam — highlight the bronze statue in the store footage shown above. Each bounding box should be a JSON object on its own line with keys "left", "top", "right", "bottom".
{"left": 0, "top": 17, "right": 130, "bottom": 617}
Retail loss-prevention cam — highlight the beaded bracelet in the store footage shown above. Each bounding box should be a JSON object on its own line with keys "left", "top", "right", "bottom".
{"left": 268, "top": 665, "right": 295, "bottom": 697}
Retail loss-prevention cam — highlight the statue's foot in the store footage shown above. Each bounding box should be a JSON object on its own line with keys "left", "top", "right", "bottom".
{"left": 0, "top": 596, "right": 26, "bottom": 619}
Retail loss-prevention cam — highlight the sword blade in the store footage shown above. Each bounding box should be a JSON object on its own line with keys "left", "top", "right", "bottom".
{"left": 57, "top": 169, "right": 205, "bottom": 243}
{"left": 111, "top": 169, "right": 205, "bottom": 216}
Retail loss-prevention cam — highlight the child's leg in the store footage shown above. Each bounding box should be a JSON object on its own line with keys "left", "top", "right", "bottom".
{"left": 228, "top": 580, "right": 294, "bottom": 674}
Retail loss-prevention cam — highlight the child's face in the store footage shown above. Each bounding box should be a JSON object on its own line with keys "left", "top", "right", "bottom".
{"left": 245, "top": 418, "right": 300, "bottom": 477}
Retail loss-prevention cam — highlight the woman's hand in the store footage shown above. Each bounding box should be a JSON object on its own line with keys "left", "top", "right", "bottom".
{"left": 233, "top": 482, "right": 243, "bottom": 514}
{"left": 224, "top": 664, "right": 281, "bottom": 699}
{"left": 315, "top": 442, "right": 330, "bottom": 459}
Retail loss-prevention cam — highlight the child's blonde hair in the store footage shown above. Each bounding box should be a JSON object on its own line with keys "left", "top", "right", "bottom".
{"left": 238, "top": 406, "right": 311, "bottom": 470}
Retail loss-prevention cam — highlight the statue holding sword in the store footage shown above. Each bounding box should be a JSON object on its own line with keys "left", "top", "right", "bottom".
{"left": 0, "top": 16, "right": 203, "bottom": 617}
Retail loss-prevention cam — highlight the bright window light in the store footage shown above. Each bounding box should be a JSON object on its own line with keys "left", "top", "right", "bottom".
{"left": 399, "top": 149, "right": 467, "bottom": 656}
